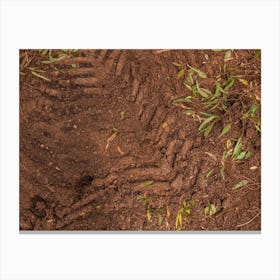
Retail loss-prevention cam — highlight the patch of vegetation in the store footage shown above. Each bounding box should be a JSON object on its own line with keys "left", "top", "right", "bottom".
{"left": 136, "top": 193, "right": 166, "bottom": 226}
{"left": 175, "top": 199, "right": 194, "bottom": 230}
{"left": 204, "top": 203, "right": 217, "bottom": 216}
{"left": 173, "top": 50, "right": 261, "bottom": 181}
{"left": 20, "top": 49, "right": 80, "bottom": 82}
{"left": 38, "top": 49, "right": 79, "bottom": 65}
{"left": 172, "top": 50, "right": 261, "bottom": 139}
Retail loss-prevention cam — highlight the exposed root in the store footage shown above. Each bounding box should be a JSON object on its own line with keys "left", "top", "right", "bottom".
{"left": 236, "top": 212, "right": 260, "bottom": 228}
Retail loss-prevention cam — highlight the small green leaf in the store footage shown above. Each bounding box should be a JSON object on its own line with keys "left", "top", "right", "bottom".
{"left": 198, "top": 88, "right": 212, "bottom": 98}
{"left": 41, "top": 60, "right": 53, "bottom": 64}
{"left": 220, "top": 165, "right": 225, "bottom": 179}
{"left": 236, "top": 151, "right": 247, "bottom": 160}
{"left": 210, "top": 82, "right": 222, "bottom": 101}
{"left": 189, "top": 199, "right": 195, "bottom": 207}
{"left": 147, "top": 209, "right": 152, "bottom": 221}
{"left": 177, "top": 69, "right": 185, "bottom": 79}
{"left": 200, "top": 112, "right": 216, "bottom": 117}
{"left": 226, "top": 139, "right": 232, "bottom": 149}
{"left": 232, "top": 179, "right": 249, "bottom": 190}
{"left": 141, "top": 180, "right": 154, "bottom": 187}
{"left": 223, "top": 77, "right": 235, "bottom": 91}
{"left": 253, "top": 50, "right": 261, "bottom": 58}
{"left": 204, "top": 204, "right": 217, "bottom": 216}
{"left": 209, "top": 204, "right": 217, "bottom": 215}
{"left": 187, "top": 64, "right": 207, "bottom": 78}
{"left": 239, "top": 78, "right": 248, "bottom": 86}
{"left": 255, "top": 124, "right": 261, "bottom": 132}
{"left": 172, "top": 96, "right": 192, "bottom": 104}
{"left": 184, "top": 82, "right": 192, "bottom": 91}
{"left": 31, "top": 71, "right": 51, "bottom": 81}
{"left": 183, "top": 110, "right": 193, "bottom": 116}
{"left": 224, "top": 50, "right": 232, "bottom": 59}
{"left": 219, "top": 124, "right": 231, "bottom": 137}
{"left": 136, "top": 194, "right": 145, "bottom": 201}
{"left": 173, "top": 62, "right": 182, "bottom": 67}
{"left": 245, "top": 151, "right": 251, "bottom": 159}
{"left": 179, "top": 213, "right": 182, "bottom": 226}
{"left": 204, "top": 206, "right": 209, "bottom": 215}
{"left": 56, "top": 54, "right": 69, "bottom": 62}
{"left": 232, "top": 138, "right": 242, "bottom": 159}
{"left": 158, "top": 216, "right": 163, "bottom": 226}
{"left": 203, "top": 120, "right": 217, "bottom": 137}
{"left": 185, "top": 208, "right": 191, "bottom": 215}
{"left": 205, "top": 168, "right": 214, "bottom": 179}
{"left": 211, "top": 49, "right": 224, "bottom": 52}
{"left": 186, "top": 72, "right": 194, "bottom": 85}
{"left": 176, "top": 213, "right": 182, "bottom": 229}
{"left": 198, "top": 115, "right": 217, "bottom": 131}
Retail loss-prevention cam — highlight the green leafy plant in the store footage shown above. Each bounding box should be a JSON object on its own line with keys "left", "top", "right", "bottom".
{"left": 175, "top": 200, "right": 194, "bottom": 230}
{"left": 198, "top": 113, "right": 219, "bottom": 137}
{"left": 204, "top": 203, "right": 217, "bottom": 216}
{"left": 39, "top": 49, "right": 79, "bottom": 64}
{"left": 172, "top": 61, "right": 239, "bottom": 138}
{"left": 242, "top": 103, "right": 261, "bottom": 132}
{"left": 231, "top": 137, "right": 250, "bottom": 160}
{"left": 219, "top": 123, "right": 231, "bottom": 138}
{"left": 136, "top": 194, "right": 166, "bottom": 225}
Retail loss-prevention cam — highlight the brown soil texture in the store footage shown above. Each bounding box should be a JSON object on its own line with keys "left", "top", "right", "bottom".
{"left": 20, "top": 50, "right": 261, "bottom": 231}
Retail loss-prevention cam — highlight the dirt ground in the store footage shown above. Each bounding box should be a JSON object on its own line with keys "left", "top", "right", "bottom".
{"left": 20, "top": 49, "right": 261, "bottom": 231}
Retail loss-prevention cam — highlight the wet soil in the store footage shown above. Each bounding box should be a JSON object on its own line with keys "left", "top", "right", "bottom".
{"left": 20, "top": 50, "right": 261, "bottom": 230}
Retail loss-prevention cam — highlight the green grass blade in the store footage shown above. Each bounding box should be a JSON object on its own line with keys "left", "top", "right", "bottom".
{"left": 223, "top": 77, "right": 235, "bottom": 91}
{"left": 141, "top": 180, "right": 154, "bottom": 187}
{"left": 184, "top": 82, "right": 192, "bottom": 91}
{"left": 224, "top": 50, "right": 232, "bottom": 59}
{"left": 31, "top": 71, "right": 51, "bottom": 81}
{"left": 232, "top": 137, "right": 242, "bottom": 159}
{"left": 205, "top": 168, "right": 214, "bottom": 179}
{"left": 187, "top": 64, "right": 207, "bottom": 78}
{"left": 203, "top": 120, "right": 217, "bottom": 137}
{"left": 219, "top": 124, "right": 231, "bottom": 137}
{"left": 198, "top": 88, "right": 212, "bottom": 98}
{"left": 173, "top": 62, "right": 182, "bottom": 67}
{"left": 177, "top": 69, "right": 185, "bottom": 79}
{"left": 158, "top": 216, "right": 163, "bottom": 226}
{"left": 232, "top": 179, "right": 249, "bottom": 190}
{"left": 172, "top": 96, "right": 192, "bottom": 104}
{"left": 198, "top": 116, "right": 217, "bottom": 131}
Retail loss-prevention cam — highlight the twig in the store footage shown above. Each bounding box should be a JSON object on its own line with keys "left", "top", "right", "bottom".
{"left": 155, "top": 49, "right": 170, "bottom": 54}
{"left": 105, "top": 132, "right": 118, "bottom": 151}
{"left": 204, "top": 152, "right": 217, "bottom": 161}
{"left": 236, "top": 212, "right": 260, "bottom": 228}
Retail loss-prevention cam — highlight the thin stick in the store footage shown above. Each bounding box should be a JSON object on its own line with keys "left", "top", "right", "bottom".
{"left": 236, "top": 212, "right": 260, "bottom": 228}
{"left": 155, "top": 49, "right": 170, "bottom": 54}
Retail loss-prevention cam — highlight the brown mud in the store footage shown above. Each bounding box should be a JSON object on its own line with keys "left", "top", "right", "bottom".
{"left": 20, "top": 50, "right": 261, "bottom": 230}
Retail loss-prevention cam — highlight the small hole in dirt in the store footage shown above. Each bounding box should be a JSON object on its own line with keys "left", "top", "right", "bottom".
{"left": 77, "top": 175, "right": 94, "bottom": 187}
{"left": 43, "top": 131, "right": 51, "bottom": 138}
{"left": 30, "top": 195, "right": 47, "bottom": 218}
